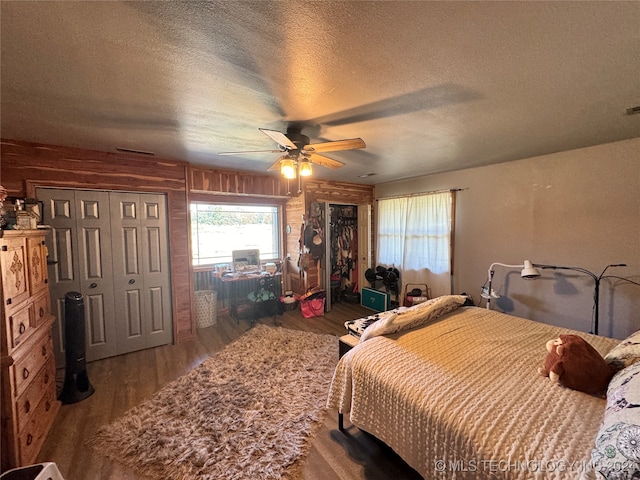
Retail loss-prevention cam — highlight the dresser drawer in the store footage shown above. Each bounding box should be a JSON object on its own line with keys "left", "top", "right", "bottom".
{"left": 16, "top": 384, "right": 59, "bottom": 467}
{"left": 32, "top": 291, "right": 51, "bottom": 328}
{"left": 4, "top": 303, "right": 35, "bottom": 355}
{"left": 15, "top": 358, "right": 56, "bottom": 434}
{"left": 1, "top": 231, "right": 58, "bottom": 472}
{"left": 11, "top": 332, "right": 54, "bottom": 398}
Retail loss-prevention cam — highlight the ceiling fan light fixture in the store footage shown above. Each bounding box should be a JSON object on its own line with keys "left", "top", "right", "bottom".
{"left": 225, "top": 126, "right": 365, "bottom": 177}
{"left": 299, "top": 159, "right": 312, "bottom": 177}
{"left": 280, "top": 157, "right": 296, "bottom": 179}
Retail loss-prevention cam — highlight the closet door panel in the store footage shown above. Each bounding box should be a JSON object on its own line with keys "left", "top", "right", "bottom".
{"left": 53, "top": 228, "right": 75, "bottom": 282}
{"left": 122, "top": 227, "right": 139, "bottom": 275}
{"left": 146, "top": 227, "right": 162, "bottom": 273}
{"left": 38, "top": 189, "right": 80, "bottom": 366}
{"left": 125, "top": 290, "right": 143, "bottom": 337}
{"left": 140, "top": 194, "right": 172, "bottom": 347}
{"left": 110, "top": 193, "right": 146, "bottom": 354}
{"left": 75, "top": 190, "right": 117, "bottom": 361}
{"left": 86, "top": 293, "right": 108, "bottom": 344}
{"left": 148, "top": 286, "right": 165, "bottom": 333}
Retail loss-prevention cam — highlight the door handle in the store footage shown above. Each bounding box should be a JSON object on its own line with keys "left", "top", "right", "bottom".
{"left": 89, "top": 282, "right": 97, "bottom": 289}
{"left": 128, "top": 279, "right": 135, "bottom": 285}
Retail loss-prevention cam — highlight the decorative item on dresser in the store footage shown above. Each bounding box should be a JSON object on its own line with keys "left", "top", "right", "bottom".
{"left": 1, "top": 230, "right": 61, "bottom": 471}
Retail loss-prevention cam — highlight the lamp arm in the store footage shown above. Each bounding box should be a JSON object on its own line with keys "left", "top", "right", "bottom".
{"left": 484, "top": 263, "right": 526, "bottom": 310}
{"left": 488, "top": 262, "right": 525, "bottom": 276}
{"left": 534, "top": 263, "right": 627, "bottom": 282}
{"left": 533, "top": 264, "right": 598, "bottom": 281}
{"left": 601, "top": 275, "right": 640, "bottom": 287}
{"left": 533, "top": 262, "right": 627, "bottom": 335}
{"left": 598, "top": 263, "right": 627, "bottom": 281}
{"left": 489, "top": 262, "right": 525, "bottom": 270}
{"left": 486, "top": 263, "right": 524, "bottom": 293}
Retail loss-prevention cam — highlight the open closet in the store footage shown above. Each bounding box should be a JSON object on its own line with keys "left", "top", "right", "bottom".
{"left": 315, "top": 202, "right": 371, "bottom": 311}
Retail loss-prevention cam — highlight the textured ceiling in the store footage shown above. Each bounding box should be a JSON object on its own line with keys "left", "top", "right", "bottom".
{"left": 1, "top": 1, "right": 639, "bottom": 185}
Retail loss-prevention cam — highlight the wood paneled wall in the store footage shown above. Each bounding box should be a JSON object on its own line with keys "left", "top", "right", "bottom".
{"left": 0, "top": 140, "right": 196, "bottom": 342}
{"left": 302, "top": 179, "right": 375, "bottom": 207}
{"left": 296, "top": 179, "right": 376, "bottom": 262}
{"left": 1, "top": 139, "right": 375, "bottom": 341}
{"left": 284, "top": 195, "right": 305, "bottom": 259}
{"left": 282, "top": 179, "right": 376, "bottom": 285}
{"left": 189, "top": 164, "right": 288, "bottom": 197}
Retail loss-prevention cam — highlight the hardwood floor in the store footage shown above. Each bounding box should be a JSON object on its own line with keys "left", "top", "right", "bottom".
{"left": 36, "top": 301, "right": 423, "bottom": 479}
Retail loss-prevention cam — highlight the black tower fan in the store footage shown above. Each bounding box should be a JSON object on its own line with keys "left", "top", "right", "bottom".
{"left": 58, "top": 291, "right": 95, "bottom": 404}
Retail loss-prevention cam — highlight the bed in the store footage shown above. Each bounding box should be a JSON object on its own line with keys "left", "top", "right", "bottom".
{"left": 327, "top": 296, "right": 640, "bottom": 480}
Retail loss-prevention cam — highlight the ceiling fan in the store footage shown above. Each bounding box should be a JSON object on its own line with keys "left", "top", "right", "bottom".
{"left": 219, "top": 125, "right": 366, "bottom": 178}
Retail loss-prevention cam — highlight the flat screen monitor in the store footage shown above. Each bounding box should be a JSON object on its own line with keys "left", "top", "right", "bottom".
{"left": 231, "top": 249, "right": 260, "bottom": 272}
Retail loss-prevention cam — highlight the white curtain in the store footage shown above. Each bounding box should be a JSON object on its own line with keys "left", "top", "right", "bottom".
{"left": 377, "top": 191, "right": 453, "bottom": 298}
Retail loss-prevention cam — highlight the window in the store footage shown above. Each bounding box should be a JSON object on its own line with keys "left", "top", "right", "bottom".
{"left": 376, "top": 191, "right": 454, "bottom": 296}
{"left": 190, "top": 203, "right": 281, "bottom": 266}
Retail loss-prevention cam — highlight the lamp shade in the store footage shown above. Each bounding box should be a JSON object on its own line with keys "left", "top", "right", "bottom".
{"left": 521, "top": 260, "right": 541, "bottom": 279}
{"left": 280, "top": 158, "right": 296, "bottom": 179}
{"left": 299, "top": 159, "right": 312, "bottom": 177}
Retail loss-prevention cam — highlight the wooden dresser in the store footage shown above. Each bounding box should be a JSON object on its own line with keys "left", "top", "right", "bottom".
{"left": 1, "top": 230, "right": 60, "bottom": 471}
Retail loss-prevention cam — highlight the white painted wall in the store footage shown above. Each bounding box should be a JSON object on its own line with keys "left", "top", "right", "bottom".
{"left": 375, "top": 138, "right": 640, "bottom": 339}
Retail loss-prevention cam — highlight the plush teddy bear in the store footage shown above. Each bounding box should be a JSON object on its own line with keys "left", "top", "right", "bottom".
{"left": 538, "top": 334, "right": 613, "bottom": 397}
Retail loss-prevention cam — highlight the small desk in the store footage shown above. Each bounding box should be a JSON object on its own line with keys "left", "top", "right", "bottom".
{"left": 218, "top": 273, "right": 282, "bottom": 321}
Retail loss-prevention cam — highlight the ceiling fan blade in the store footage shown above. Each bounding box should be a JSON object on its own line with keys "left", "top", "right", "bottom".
{"left": 259, "top": 128, "right": 297, "bottom": 150}
{"left": 218, "top": 149, "right": 283, "bottom": 156}
{"left": 306, "top": 153, "right": 345, "bottom": 170}
{"left": 267, "top": 158, "right": 284, "bottom": 171}
{"left": 303, "top": 138, "right": 366, "bottom": 153}
{"left": 306, "top": 85, "right": 480, "bottom": 127}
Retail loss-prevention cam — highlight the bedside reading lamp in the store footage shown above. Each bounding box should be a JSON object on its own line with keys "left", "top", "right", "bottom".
{"left": 481, "top": 260, "right": 629, "bottom": 335}
{"left": 481, "top": 260, "right": 540, "bottom": 310}
{"left": 531, "top": 263, "right": 627, "bottom": 335}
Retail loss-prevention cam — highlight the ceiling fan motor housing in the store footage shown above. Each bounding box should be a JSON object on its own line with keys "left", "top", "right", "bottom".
{"left": 285, "top": 127, "right": 310, "bottom": 153}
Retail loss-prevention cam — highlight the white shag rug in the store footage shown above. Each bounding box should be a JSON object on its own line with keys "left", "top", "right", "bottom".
{"left": 88, "top": 324, "right": 339, "bottom": 480}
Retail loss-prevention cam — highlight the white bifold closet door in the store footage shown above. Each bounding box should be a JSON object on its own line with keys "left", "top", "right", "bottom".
{"left": 38, "top": 188, "right": 173, "bottom": 363}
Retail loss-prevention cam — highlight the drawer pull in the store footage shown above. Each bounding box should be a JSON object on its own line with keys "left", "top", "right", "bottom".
{"left": 39, "top": 307, "right": 45, "bottom": 318}
{"left": 128, "top": 278, "right": 136, "bottom": 285}
{"left": 89, "top": 282, "right": 98, "bottom": 289}
{"left": 26, "top": 433, "right": 33, "bottom": 446}
{"left": 24, "top": 400, "right": 31, "bottom": 413}
{"left": 22, "top": 368, "right": 29, "bottom": 380}
{"left": 19, "top": 322, "right": 26, "bottom": 334}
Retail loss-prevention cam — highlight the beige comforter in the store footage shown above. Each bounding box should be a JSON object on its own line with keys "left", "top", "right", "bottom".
{"left": 327, "top": 306, "right": 619, "bottom": 479}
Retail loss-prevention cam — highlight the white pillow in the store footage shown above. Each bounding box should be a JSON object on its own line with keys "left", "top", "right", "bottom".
{"left": 359, "top": 295, "right": 466, "bottom": 342}
{"left": 358, "top": 313, "right": 397, "bottom": 342}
